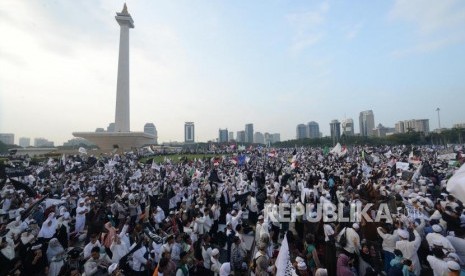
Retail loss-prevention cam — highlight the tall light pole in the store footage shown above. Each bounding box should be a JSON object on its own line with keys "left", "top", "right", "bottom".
{"left": 436, "top": 108, "right": 441, "bottom": 131}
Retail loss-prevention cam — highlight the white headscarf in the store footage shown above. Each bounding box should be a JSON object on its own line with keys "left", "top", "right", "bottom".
{"left": 46, "top": 238, "right": 64, "bottom": 262}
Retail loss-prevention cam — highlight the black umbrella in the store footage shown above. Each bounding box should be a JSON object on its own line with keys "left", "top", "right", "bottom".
{"left": 21, "top": 194, "right": 49, "bottom": 220}
{"left": 9, "top": 178, "right": 36, "bottom": 198}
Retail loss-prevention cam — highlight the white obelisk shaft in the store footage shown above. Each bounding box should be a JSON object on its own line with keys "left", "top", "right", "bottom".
{"left": 114, "top": 4, "right": 134, "bottom": 133}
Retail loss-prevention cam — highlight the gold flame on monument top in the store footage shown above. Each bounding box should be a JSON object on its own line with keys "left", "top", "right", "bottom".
{"left": 121, "top": 3, "right": 129, "bottom": 15}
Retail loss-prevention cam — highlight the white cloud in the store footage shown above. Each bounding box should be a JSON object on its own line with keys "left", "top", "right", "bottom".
{"left": 287, "top": 1, "right": 330, "bottom": 54}
{"left": 388, "top": 0, "right": 465, "bottom": 56}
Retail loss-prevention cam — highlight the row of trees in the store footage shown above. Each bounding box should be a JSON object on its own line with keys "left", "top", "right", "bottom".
{"left": 274, "top": 128, "right": 465, "bottom": 148}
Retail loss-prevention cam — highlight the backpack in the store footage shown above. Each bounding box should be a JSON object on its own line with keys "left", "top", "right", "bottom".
{"left": 250, "top": 254, "right": 266, "bottom": 272}
{"left": 339, "top": 228, "right": 347, "bottom": 248}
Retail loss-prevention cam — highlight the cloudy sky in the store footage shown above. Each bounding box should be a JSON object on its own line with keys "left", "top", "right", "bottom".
{"left": 1, "top": 0, "right": 465, "bottom": 145}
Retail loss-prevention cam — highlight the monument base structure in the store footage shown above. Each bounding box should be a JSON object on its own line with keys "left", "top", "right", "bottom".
{"left": 72, "top": 132, "right": 155, "bottom": 151}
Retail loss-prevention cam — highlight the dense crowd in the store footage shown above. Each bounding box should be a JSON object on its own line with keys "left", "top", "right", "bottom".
{"left": 0, "top": 144, "right": 464, "bottom": 276}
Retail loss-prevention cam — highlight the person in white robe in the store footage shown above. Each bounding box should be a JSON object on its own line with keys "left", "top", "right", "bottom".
{"left": 46, "top": 238, "right": 65, "bottom": 276}
{"left": 396, "top": 228, "right": 422, "bottom": 276}
{"left": 75, "top": 199, "right": 88, "bottom": 234}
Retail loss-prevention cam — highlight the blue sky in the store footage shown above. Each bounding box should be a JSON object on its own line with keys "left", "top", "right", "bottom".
{"left": 0, "top": 0, "right": 464, "bottom": 145}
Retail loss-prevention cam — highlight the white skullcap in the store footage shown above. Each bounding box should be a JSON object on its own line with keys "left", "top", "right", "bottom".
{"left": 432, "top": 224, "right": 443, "bottom": 233}
{"left": 295, "top": 256, "right": 305, "bottom": 263}
{"left": 31, "top": 244, "right": 42, "bottom": 250}
{"left": 448, "top": 261, "right": 461, "bottom": 271}
{"left": 352, "top": 223, "right": 360, "bottom": 230}
{"left": 430, "top": 211, "right": 442, "bottom": 220}
{"left": 211, "top": 248, "right": 219, "bottom": 256}
{"left": 398, "top": 229, "right": 409, "bottom": 239}
{"left": 315, "top": 268, "right": 328, "bottom": 276}
{"left": 432, "top": 237, "right": 444, "bottom": 246}
{"left": 448, "top": 253, "right": 462, "bottom": 265}
{"left": 298, "top": 261, "right": 307, "bottom": 270}
{"left": 108, "top": 263, "right": 118, "bottom": 274}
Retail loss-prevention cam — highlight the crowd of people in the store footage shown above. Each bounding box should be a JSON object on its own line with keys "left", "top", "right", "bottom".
{"left": 0, "top": 144, "right": 464, "bottom": 276}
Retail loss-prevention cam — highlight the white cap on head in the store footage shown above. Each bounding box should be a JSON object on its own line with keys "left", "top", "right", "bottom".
{"left": 352, "top": 223, "right": 360, "bottom": 230}
{"left": 211, "top": 248, "right": 219, "bottom": 256}
{"left": 108, "top": 263, "right": 118, "bottom": 274}
{"left": 432, "top": 224, "right": 443, "bottom": 233}
{"left": 298, "top": 261, "right": 307, "bottom": 270}
{"left": 31, "top": 244, "right": 42, "bottom": 250}
{"left": 430, "top": 211, "right": 442, "bottom": 220}
{"left": 448, "top": 253, "right": 462, "bottom": 265}
{"left": 398, "top": 229, "right": 409, "bottom": 239}
{"left": 448, "top": 261, "right": 461, "bottom": 271}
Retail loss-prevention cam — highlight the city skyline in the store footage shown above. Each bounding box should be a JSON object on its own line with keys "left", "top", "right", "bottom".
{"left": 1, "top": 1, "right": 465, "bottom": 145}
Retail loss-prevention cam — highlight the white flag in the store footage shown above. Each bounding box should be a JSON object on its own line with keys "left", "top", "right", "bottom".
{"left": 330, "top": 143, "right": 342, "bottom": 155}
{"left": 275, "top": 233, "right": 297, "bottom": 276}
{"left": 447, "top": 164, "right": 465, "bottom": 203}
{"left": 151, "top": 159, "right": 160, "bottom": 171}
{"left": 47, "top": 158, "right": 55, "bottom": 166}
{"left": 131, "top": 169, "right": 142, "bottom": 179}
{"left": 396, "top": 162, "right": 410, "bottom": 171}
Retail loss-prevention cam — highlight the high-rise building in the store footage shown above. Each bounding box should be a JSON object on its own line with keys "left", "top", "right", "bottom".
{"left": 245, "top": 124, "right": 254, "bottom": 143}
{"left": 218, "top": 129, "right": 229, "bottom": 143}
{"left": 107, "top": 123, "right": 115, "bottom": 132}
{"left": 184, "top": 122, "right": 195, "bottom": 143}
{"left": 34, "top": 138, "right": 54, "bottom": 147}
{"left": 19, "top": 137, "right": 30, "bottom": 148}
{"left": 341, "top": 119, "right": 354, "bottom": 136}
{"left": 395, "top": 121, "right": 405, "bottom": 134}
{"left": 228, "top": 132, "right": 234, "bottom": 141}
{"left": 359, "top": 110, "right": 375, "bottom": 137}
{"left": 271, "top": 133, "right": 281, "bottom": 143}
{"left": 254, "top": 132, "right": 265, "bottom": 144}
{"left": 307, "top": 121, "right": 320, "bottom": 139}
{"left": 395, "top": 119, "right": 430, "bottom": 134}
{"left": 296, "top": 124, "right": 307, "bottom": 139}
{"left": 144, "top": 123, "right": 158, "bottom": 144}
{"left": 0, "top": 133, "right": 14, "bottom": 145}
{"left": 236, "top": 131, "right": 246, "bottom": 143}
{"left": 453, "top": 123, "right": 465, "bottom": 129}
{"left": 330, "top": 120, "right": 341, "bottom": 144}
{"left": 373, "top": 124, "right": 395, "bottom": 137}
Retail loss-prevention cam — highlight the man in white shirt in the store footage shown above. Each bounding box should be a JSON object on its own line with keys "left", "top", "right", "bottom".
{"left": 396, "top": 228, "right": 422, "bottom": 276}
{"left": 447, "top": 228, "right": 465, "bottom": 264}
{"left": 75, "top": 199, "right": 88, "bottom": 234}
{"left": 337, "top": 223, "right": 360, "bottom": 255}
{"left": 210, "top": 248, "right": 221, "bottom": 276}
{"left": 84, "top": 246, "right": 111, "bottom": 276}
{"left": 131, "top": 240, "right": 150, "bottom": 276}
{"left": 377, "top": 225, "right": 399, "bottom": 272}
{"left": 426, "top": 224, "right": 456, "bottom": 252}
{"left": 83, "top": 234, "right": 102, "bottom": 259}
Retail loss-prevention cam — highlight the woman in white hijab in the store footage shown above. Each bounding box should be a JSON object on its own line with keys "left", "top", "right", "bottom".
{"left": 46, "top": 238, "right": 65, "bottom": 276}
